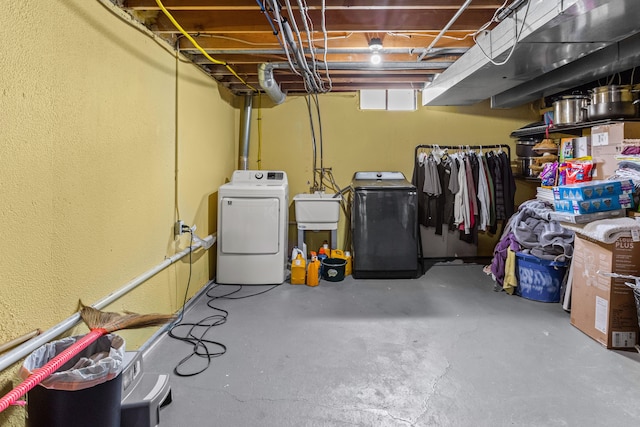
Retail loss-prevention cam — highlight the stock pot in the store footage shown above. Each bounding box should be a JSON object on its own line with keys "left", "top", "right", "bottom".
{"left": 553, "top": 95, "right": 589, "bottom": 125}
{"left": 586, "top": 85, "right": 638, "bottom": 120}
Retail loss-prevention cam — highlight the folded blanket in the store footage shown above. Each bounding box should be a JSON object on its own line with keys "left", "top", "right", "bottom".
{"left": 561, "top": 217, "right": 640, "bottom": 244}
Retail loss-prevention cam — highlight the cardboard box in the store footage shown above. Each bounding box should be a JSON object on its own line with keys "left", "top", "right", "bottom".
{"left": 574, "top": 136, "right": 591, "bottom": 158}
{"left": 591, "top": 144, "right": 623, "bottom": 179}
{"left": 591, "top": 122, "right": 640, "bottom": 178}
{"left": 571, "top": 235, "right": 640, "bottom": 349}
{"left": 549, "top": 208, "right": 626, "bottom": 224}
{"left": 559, "top": 137, "right": 574, "bottom": 162}
{"left": 552, "top": 179, "right": 633, "bottom": 201}
{"left": 553, "top": 194, "right": 633, "bottom": 214}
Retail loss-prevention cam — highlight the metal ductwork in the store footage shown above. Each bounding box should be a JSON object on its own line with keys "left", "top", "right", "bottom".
{"left": 421, "top": 0, "right": 640, "bottom": 107}
{"left": 258, "top": 61, "right": 456, "bottom": 105}
{"left": 238, "top": 94, "right": 253, "bottom": 170}
{"left": 258, "top": 63, "right": 286, "bottom": 105}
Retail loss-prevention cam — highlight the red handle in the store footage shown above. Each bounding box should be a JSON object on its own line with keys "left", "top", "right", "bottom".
{"left": 0, "top": 328, "right": 107, "bottom": 413}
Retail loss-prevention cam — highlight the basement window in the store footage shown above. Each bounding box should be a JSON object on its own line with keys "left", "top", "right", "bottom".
{"left": 359, "top": 89, "right": 416, "bottom": 111}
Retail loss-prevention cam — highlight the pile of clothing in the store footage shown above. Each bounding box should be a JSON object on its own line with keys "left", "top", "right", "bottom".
{"left": 488, "top": 199, "right": 574, "bottom": 294}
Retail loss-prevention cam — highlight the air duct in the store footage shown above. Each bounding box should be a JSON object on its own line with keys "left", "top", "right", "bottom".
{"left": 238, "top": 94, "right": 253, "bottom": 170}
{"left": 258, "top": 63, "right": 286, "bottom": 105}
{"left": 258, "top": 61, "right": 455, "bottom": 104}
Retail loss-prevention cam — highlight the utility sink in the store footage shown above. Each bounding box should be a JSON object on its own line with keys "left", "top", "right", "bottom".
{"left": 294, "top": 192, "right": 341, "bottom": 225}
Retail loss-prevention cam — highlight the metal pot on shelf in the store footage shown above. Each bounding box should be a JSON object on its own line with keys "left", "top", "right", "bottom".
{"left": 515, "top": 137, "right": 542, "bottom": 157}
{"left": 586, "top": 85, "right": 639, "bottom": 121}
{"left": 553, "top": 95, "right": 590, "bottom": 125}
{"left": 516, "top": 157, "right": 538, "bottom": 178}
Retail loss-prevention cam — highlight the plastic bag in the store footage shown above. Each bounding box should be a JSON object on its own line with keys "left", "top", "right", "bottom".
{"left": 539, "top": 162, "right": 558, "bottom": 187}
{"left": 20, "top": 334, "right": 125, "bottom": 391}
{"left": 565, "top": 157, "right": 594, "bottom": 184}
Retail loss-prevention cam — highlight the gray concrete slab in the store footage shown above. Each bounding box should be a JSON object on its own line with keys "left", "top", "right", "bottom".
{"left": 144, "top": 264, "right": 640, "bottom": 426}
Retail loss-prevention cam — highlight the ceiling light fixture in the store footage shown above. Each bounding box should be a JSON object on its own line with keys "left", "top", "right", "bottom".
{"left": 369, "top": 37, "right": 383, "bottom": 65}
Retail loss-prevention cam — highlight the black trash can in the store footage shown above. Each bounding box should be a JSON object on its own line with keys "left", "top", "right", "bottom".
{"left": 22, "top": 334, "right": 125, "bottom": 427}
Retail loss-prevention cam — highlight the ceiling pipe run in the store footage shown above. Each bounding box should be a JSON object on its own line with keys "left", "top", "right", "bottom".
{"left": 184, "top": 48, "right": 469, "bottom": 56}
{"left": 417, "top": 0, "right": 473, "bottom": 61}
{"left": 238, "top": 93, "right": 253, "bottom": 170}
{"left": 258, "top": 61, "right": 455, "bottom": 104}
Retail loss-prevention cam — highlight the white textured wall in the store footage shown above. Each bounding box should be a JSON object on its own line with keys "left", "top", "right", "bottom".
{"left": 0, "top": 2, "right": 236, "bottom": 425}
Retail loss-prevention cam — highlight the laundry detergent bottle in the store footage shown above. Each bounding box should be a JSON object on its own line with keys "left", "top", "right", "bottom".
{"left": 331, "top": 250, "right": 352, "bottom": 276}
{"left": 290, "top": 248, "right": 306, "bottom": 285}
{"left": 306, "top": 252, "right": 320, "bottom": 287}
{"left": 317, "top": 247, "right": 328, "bottom": 277}
{"left": 344, "top": 251, "right": 352, "bottom": 276}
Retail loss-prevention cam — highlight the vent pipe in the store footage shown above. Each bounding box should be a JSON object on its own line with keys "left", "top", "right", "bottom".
{"left": 258, "top": 63, "right": 286, "bottom": 105}
{"left": 258, "top": 61, "right": 455, "bottom": 104}
{"left": 238, "top": 94, "right": 253, "bottom": 170}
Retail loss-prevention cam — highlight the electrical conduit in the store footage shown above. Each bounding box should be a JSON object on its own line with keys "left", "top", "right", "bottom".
{"left": 0, "top": 234, "right": 215, "bottom": 374}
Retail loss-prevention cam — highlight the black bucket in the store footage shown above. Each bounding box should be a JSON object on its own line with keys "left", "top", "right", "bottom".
{"left": 322, "top": 258, "right": 347, "bottom": 282}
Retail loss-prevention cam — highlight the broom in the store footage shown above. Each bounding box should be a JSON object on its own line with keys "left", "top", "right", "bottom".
{"left": 0, "top": 303, "right": 175, "bottom": 413}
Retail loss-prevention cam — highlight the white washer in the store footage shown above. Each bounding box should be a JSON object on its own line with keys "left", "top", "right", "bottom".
{"left": 217, "top": 170, "right": 288, "bottom": 284}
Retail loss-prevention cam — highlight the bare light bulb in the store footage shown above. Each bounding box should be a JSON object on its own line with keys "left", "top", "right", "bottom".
{"left": 370, "top": 52, "right": 381, "bottom": 65}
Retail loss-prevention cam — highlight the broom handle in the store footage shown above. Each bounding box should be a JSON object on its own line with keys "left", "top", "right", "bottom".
{"left": 0, "top": 328, "right": 107, "bottom": 413}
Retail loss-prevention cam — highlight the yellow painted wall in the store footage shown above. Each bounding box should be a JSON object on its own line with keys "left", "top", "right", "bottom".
{"left": 0, "top": 3, "right": 541, "bottom": 426}
{"left": 248, "top": 93, "right": 539, "bottom": 256}
{"left": 0, "top": 2, "right": 236, "bottom": 425}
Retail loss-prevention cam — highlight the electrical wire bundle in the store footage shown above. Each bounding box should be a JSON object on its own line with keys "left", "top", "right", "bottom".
{"left": 257, "top": 0, "right": 332, "bottom": 94}
{"left": 471, "top": 0, "right": 532, "bottom": 66}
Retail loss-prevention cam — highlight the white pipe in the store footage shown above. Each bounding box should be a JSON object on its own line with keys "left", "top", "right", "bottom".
{"left": 267, "top": 61, "right": 455, "bottom": 70}
{"left": 0, "top": 234, "right": 215, "bottom": 373}
{"left": 417, "top": 0, "right": 474, "bottom": 61}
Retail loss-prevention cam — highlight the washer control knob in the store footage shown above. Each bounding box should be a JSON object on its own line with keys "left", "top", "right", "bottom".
{"left": 255, "top": 172, "right": 264, "bottom": 179}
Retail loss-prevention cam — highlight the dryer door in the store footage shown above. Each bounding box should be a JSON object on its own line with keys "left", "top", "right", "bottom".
{"left": 220, "top": 197, "right": 280, "bottom": 254}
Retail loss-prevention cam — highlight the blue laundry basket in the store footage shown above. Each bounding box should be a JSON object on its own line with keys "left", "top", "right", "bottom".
{"left": 515, "top": 252, "right": 568, "bottom": 303}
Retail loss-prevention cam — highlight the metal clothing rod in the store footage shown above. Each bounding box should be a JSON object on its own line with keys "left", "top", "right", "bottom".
{"left": 414, "top": 144, "right": 511, "bottom": 161}
{"left": 0, "top": 234, "right": 215, "bottom": 373}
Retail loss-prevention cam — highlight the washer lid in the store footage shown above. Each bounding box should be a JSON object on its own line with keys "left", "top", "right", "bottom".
{"left": 351, "top": 171, "right": 414, "bottom": 189}
{"left": 353, "top": 171, "right": 405, "bottom": 181}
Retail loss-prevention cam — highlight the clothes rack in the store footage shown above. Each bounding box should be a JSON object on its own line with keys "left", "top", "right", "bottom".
{"left": 414, "top": 144, "right": 511, "bottom": 161}
{"left": 412, "top": 143, "right": 515, "bottom": 260}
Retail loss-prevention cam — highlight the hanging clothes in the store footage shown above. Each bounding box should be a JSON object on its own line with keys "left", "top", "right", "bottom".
{"left": 498, "top": 150, "right": 516, "bottom": 220}
{"left": 476, "top": 152, "right": 490, "bottom": 232}
{"left": 413, "top": 152, "right": 445, "bottom": 232}
{"left": 442, "top": 156, "right": 458, "bottom": 231}
{"left": 413, "top": 144, "right": 513, "bottom": 250}
{"left": 453, "top": 153, "right": 471, "bottom": 233}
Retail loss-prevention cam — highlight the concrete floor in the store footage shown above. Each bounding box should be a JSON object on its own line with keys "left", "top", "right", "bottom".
{"left": 144, "top": 264, "right": 640, "bottom": 426}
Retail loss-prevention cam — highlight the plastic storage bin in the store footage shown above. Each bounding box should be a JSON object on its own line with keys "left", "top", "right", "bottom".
{"left": 515, "top": 252, "right": 568, "bottom": 303}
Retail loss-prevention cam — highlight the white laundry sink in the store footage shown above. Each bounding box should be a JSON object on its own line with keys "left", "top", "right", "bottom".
{"left": 294, "top": 193, "right": 341, "bottom": 224}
